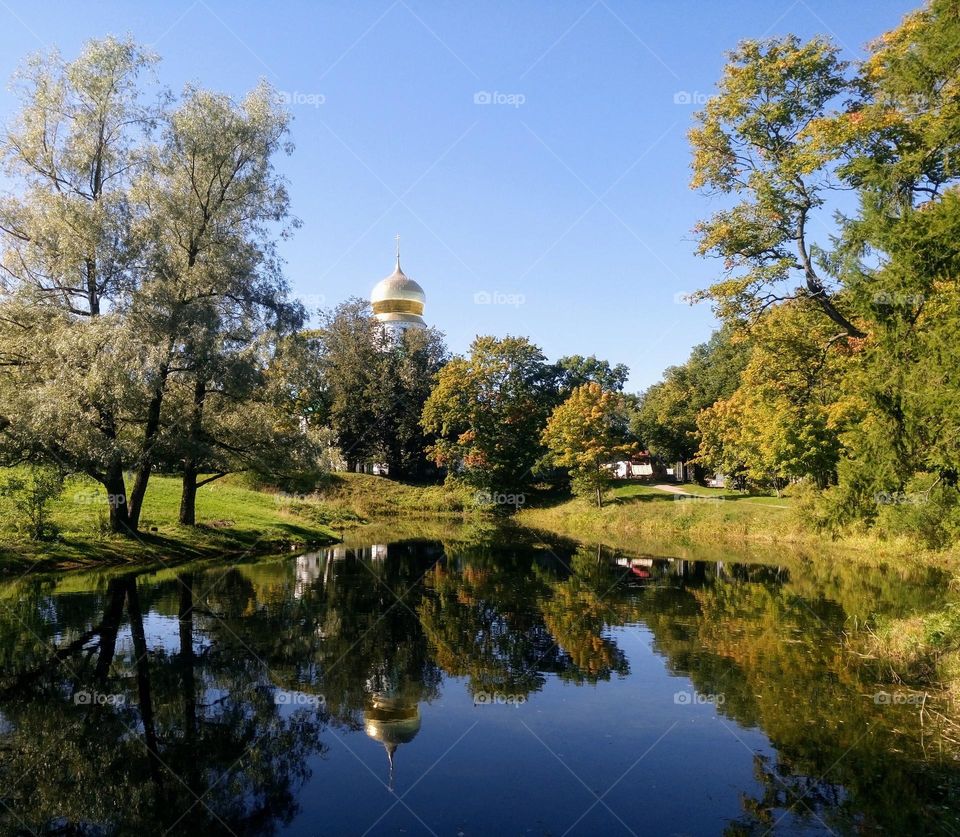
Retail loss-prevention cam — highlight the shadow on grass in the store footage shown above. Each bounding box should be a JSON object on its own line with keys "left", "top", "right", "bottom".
{"left": 0, "top": 520, "right": 338, "bottom": 573}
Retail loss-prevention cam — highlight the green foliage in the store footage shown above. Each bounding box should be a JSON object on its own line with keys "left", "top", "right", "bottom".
{"left": 689, "top": 34, "right": 862, "bottom": 336}
{"left": 554, "top": 354, "right": 629, "bottom": 395}
{"left": 0, "top": 465, "right": 64, "bottom": 540}
{"left": 675, "top": 3, "right": 960, "bottom": 544}
{"left": 633, "top": 326, "right": 748, "bottom": 464}
{"left": 0, "top": 37, "right": 308, "bottom": 532}
{"left": 542, "top": 383, "right": 634, "bottom": 507}
{"left": 311, "top": 299, "right": 448, "bottom": 477}
{"left": 421, "top": 335, "right": 555, "bottom": 494}
{"left": 696, "top": 302, "right": 850, "bottom": 491}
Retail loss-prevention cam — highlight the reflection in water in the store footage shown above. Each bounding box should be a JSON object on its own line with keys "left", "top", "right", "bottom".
{"left": 0, "top": 532, "right": 956, "bottom": 834}
{"left": 364, "top": 693, "right": 422, "bottom": 787}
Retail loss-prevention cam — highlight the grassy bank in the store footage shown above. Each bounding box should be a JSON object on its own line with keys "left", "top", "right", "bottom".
{"left": 0, "top": 473, "right": 343, "bottom": 571}
{"left": 515, "top": 481, "right": 960, "bottom": 568}
{"left": 310, "top": 471, "right": 481, "bottom": 519}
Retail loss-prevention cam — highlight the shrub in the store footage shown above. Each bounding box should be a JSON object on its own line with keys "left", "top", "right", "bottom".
{"left": 0, "top": 465, "right": 66, "bottom": 540}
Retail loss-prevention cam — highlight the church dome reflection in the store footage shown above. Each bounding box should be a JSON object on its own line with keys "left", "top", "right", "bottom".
{"left": 364, "top": 692, "right": 421, "bottom": 786}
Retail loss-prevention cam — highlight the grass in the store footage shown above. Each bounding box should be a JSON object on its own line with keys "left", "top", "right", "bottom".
{"left": 516, "top": 479, "right": 959, "bottom": 567}
{"left": 0, "top": 472, "right": 342, "bottom": 571}
{"left": 310, "top": 471, "right": 482, "bottom": 519}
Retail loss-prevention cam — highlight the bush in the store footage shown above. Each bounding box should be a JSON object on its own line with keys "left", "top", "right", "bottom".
{"left": 875, "top": 476, "right": 960, "bottom": 550}
{"left": 0, "top": 465, "right": 66, "bottom": 540}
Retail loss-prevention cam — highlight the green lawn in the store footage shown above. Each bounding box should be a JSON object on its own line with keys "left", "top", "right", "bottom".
{"left": 0, "top": 472, "right": 342, "bottom": 569}
{"left": 605, "top": 480, "right": 792, "bottom": 507}
{"left": 515, "top": 478, "right": 952, "bottom": 565}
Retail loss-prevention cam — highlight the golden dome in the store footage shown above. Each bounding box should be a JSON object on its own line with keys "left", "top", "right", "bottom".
{"left": 370, "top": 247, "right": 426, "bottom": 329}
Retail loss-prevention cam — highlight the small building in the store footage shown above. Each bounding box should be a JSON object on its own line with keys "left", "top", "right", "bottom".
{"left": 606, "top": 452, "right": 654, "bottom": 479}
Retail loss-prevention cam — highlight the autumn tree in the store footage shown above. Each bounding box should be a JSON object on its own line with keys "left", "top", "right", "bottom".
{"left": 421, "top": 336, "right": 555, "bottom": 495}
{"left": 542, "top": 382, "right": 633, "bottom": 507}
{"left": 820, "top": 0, "right": 960, "bottom": 535}
{"left": 632, "top": 327, "right": 748, "bottom": 475}
{"left": 689, "top": 35, "right": 863, "bottom": 337}
{"left": 696, "top": 302, "right": 851, "bottom": 492}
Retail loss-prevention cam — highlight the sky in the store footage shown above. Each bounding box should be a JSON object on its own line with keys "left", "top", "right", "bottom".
{"left": 0, "top": 0, "right": 917, "bottom": 390}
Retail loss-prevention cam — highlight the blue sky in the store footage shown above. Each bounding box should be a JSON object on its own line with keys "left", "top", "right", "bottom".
{"left": 0, "top": 0, "right": 916, "bottom": 390}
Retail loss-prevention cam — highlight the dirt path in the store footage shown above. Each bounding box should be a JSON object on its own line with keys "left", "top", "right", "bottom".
{"left": 651, "top": 483, "right": 790, "bottom": 509}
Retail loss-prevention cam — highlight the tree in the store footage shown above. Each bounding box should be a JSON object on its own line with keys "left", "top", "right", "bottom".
{"left": 541, "top": 383, "right": 633, "bottom": 507}
{"left": 817, "top": 0, "right": 960, "bottom": 534}
{"left": 135, "top": 83, "right": 303, "bottom": 525}
{"left": 421, "top": 336, "right": 555, "bottom": 496}
{"left": 373, "top": 326, "right": 449, "bottom": 478}
{"left": 554, "top": 354, "right": 629, "bottom": 396}
{"left": 632, "top": 326, "right": 748, "bottom": 475}
{"left": 0, "top": 37, "right": 160, "bottom": 532}
{"left": 696, "top": 302, "right": 851, "bottom": 492}
{"left": 0, "top": 465, "right": 64, "bottom": 540}
{"left": 312, "top": 299, "right": 448, "bottom": 476}
{"left": 689, "top": 35, "right": 864, "bottom": 337}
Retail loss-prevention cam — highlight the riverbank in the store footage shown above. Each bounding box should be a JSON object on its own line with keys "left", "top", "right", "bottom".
{"left": 0, "top": 474, "right": 344, "bottom": 572}
{"left": 0, "top": 471, "right": 483, "bottom": 571}
{"left": 516, "top": 481, "right": 960, "bottom": 568}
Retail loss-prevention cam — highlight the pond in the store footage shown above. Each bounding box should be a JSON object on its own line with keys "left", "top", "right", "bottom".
{"left": 0, "top": 525, "right": 957, "bottom": 835}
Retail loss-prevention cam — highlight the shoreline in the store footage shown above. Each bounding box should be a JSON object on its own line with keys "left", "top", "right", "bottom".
{"left": 2, "top": 474, "right": 958, "bottom": 574}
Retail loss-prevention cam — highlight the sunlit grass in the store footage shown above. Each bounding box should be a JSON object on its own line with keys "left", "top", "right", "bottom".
{"left": 0, "top": 470, "right": 339, "bottom": 568}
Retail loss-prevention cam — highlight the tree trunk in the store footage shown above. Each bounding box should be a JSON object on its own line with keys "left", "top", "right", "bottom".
{"left": 126, "top": 576, "right": 164, "bottom": 788}
{"left": 178, "top": 377, "right": 206, "bottom": 527}
{"left": 103, "top": 462, "right": 131, "bottom": 533}
{"left": 596, "top": 486, "right": 603, "bottom": 509}
{"left": 179, "top": 465, "right": 198, "bottom": 526}
{"left": 94, "top": 577, "right": 127, "bottom": 683}
{"left": 128, "top": 362, "right": 170, "bottom": 530}
{"left": 178, "top": 574, "right": 197, "bottom": 738}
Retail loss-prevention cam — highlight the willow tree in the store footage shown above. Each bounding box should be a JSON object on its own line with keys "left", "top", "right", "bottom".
{"left": 138, "top": 83, "right": 304, "bottom": 525}
{"left": 0, "top": 37, "right": 160, "bottom": 531}
{"left": 0, "top": 38, "right": 304, "bottom": 532}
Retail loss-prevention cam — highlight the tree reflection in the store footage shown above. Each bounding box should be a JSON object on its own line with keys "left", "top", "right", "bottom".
{"left": 0, "top": 571, "right": 327, "bottom": 835}
{"left": 0, "top": 536, "right": 958, "bottom": 834}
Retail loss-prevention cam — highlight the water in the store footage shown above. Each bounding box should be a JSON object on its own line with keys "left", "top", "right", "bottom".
{"left": 0, "top": 526, "right": 957, "bottom": 836}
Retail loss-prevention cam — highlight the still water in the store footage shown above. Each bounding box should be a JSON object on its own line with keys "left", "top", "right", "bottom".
{"left": 0, "top": 526, "right": 958, "bottom": 836}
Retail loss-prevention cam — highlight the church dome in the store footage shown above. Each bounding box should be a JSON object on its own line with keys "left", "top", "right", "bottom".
{"left": 370, "top": 244, "right": 426, "bottom": 330}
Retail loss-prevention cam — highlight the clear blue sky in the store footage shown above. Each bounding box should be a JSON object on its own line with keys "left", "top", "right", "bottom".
{"left": 0, "top": 0, "right": 916, "bottom": 390}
